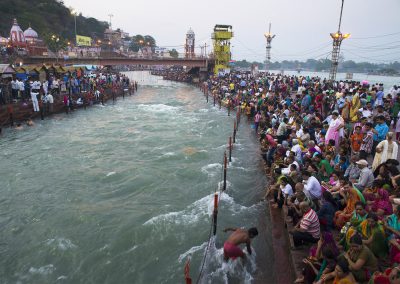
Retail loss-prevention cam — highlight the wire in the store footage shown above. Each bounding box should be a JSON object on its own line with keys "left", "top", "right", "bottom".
{"left": 272, "top": 42, "right": 332, "bottom": 57}
{"left": 346, "top": 41, "right": 400, "bottom": 50}
{"left": 351, "top": 31, "right": 400, "bottom": 40}
{"left": 341, "top": 49, "right": 399, "bottom": 63}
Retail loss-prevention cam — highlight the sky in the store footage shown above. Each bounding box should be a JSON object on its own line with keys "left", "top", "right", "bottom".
{"left": 63, "top": 0, "right": 400, "bottom": 63}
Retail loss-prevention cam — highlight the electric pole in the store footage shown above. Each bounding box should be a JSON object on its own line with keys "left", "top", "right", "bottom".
{"left": 108, "top": 14, "right": 114, "bottom": 30}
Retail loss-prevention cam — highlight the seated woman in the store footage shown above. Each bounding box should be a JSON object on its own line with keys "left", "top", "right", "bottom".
{"left": 343, "top": 233, "right": 379, "bottom": 283}
{"left": 271, "top": 176, "right": 294, "bottom": 209}
{"left": 366, "top": 185, "right": 393, "bottom": 218}
{"left": 334, "top": 183, "right": 363, "bottom": 230}
{"left": 316, "top": 255, "right": 356, "bottom": 284}
{"left": 344, "top": 213, "right": 388, "bottom": 259}
{"left": 384, "top": 205, "right": 400, "bottom": 265}
{"left": 295, "top": 245, "right": 338, "bottom": 284}
{"left": 321, "top": 171, "right": 342, "bottom": 193}
{"left": 317, "top": 191, "right": 338, "bottom": 231}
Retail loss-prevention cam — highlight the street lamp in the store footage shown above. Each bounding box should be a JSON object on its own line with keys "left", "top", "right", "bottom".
{"left": 51, "top": 35, "right": 60, "bottom": 62}
{"left": 264, "top": 23, "right": 276, "bottom": 72}
{"left": 71, "top": 9, "right": 77, "bottom": 45}
{"left": 329, "top": 0, "right": 350, "bottom": 81}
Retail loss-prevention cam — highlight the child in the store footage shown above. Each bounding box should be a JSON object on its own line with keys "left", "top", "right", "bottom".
{"left": 325, "top": 139, "right": 336, "bottom": 158}
{"left": 350, "top": 125, "right": 363, "bottom": 154}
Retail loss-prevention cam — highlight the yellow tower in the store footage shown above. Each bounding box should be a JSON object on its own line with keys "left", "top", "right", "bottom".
{"left": 212, "top": 25, "right": 233, "bottom": 75}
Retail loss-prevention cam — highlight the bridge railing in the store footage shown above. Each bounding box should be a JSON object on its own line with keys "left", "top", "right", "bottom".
{"left": 25, "top": 50, "right": 211, "bottom": 61}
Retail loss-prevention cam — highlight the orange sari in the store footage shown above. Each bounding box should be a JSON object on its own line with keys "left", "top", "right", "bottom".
{"left": 334, "top": 189, "right": 361, "bottom": 229}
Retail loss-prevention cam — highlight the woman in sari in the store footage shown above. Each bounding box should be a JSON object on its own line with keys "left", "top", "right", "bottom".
{"left": 325, "top": 111, "right": 344, "bottom": 151}
{"left": 349, "top": 92, "right": 361, "bottom": 123}
{"left": 334, "top": 183, "right": 362, "bottom": 230}
{"left": 372, "top": 132, "right": 399, "bottom": 171}
{"left": 370, "top": 188, "right": 393, "bottom": 217}
{"left": 384, "top": 205, "right": 400, "bottom": 264}
{"left": 344, "top": 213, "right": 388, "bottom": 259}
{"left": 343, "top": 233, "right": 379, "bottom": 283}
{"left": 316, "top": 256, "right": 356, "bottom": 284}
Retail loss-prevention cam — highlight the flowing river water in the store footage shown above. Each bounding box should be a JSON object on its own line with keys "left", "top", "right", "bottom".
{"left": 0, "top": 71, "right": 274, "bottom": 284}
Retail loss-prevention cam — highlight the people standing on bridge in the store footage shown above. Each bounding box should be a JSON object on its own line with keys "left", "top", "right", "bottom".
{"left": 222, "top": 227, "right": 258, "bottom": 261}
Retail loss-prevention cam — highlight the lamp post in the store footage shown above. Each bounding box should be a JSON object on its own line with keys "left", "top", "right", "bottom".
{"left": 264, "top": 23, "right": 276, "bottom": 73}
{"left": 71, "top": 9, "right": 77, "bottom": 45}
{"left": 51, "top": 34, "right": 60, "bottom": 62}
{"left": 329, "top": 0, "right": 350, "bottom": 81}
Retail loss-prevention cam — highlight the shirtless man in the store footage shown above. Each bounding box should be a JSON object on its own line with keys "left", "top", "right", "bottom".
{"left": 223, "top": 227, "right": 258, "bottom": 261}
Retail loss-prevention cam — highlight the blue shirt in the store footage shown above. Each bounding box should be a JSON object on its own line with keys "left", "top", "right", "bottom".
{"left": 374, "top": 123, "right": 389, "bottom": 141}
{"left": 376, "top": 91, "right": 384, "bottom": 100}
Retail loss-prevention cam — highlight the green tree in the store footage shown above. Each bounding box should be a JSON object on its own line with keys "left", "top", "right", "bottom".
{"left": 130, "top": 35, "right": 145, "bottom": 52}
{"left": 43, "top": 33, "right": 67, "bottom": 53}
{"left": 169, "top": 49, "right": 178, "bottom": 58}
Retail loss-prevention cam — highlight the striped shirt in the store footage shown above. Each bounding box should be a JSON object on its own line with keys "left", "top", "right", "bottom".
{"left": 360, "top": 130, "right": 374, "bottom": 153}
{"left": 300, "top": 209, "right": 320, "bottom": 239}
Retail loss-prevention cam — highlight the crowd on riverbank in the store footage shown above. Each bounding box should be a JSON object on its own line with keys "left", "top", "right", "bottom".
{"left": 199, "top": 71, "right": 400, "bottom": 283}
{"left": 0, "top": 70, "right": 138, "bottom": 132}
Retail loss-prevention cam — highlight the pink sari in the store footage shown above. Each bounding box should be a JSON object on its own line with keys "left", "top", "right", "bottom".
{"left": 325, "top": 118, "right": 342, "bottom": 149}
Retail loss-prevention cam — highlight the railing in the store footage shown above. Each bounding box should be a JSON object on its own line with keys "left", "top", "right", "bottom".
{"left": 24, "top": 51, "right": 211, "bottom": 61}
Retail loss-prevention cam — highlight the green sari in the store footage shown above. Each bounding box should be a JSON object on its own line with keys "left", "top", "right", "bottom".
{"left": 360, "top": 220, "right": 388, "bottom": 258}
{"left": 344, "top": 219, "right": 388, "bottom": 258}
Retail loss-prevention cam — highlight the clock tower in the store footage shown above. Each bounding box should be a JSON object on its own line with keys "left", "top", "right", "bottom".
{"left": 185, "top": 28, "right": 195, "bottom": 58}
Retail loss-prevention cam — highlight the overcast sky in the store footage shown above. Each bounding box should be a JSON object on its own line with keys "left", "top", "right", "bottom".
{"left": 64, "top": 0, "right": 400, "bottom": 63}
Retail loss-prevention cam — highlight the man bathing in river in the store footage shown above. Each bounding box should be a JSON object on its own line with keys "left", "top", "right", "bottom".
{"left": 223, "top": 227, "right": 258, "bottom": 261}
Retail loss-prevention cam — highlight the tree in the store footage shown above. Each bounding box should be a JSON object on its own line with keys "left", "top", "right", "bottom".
{"left": 43, "top": 33, "right": 67, "bottom": 53}
{"left": 169, "top": 49, "right": 178, "bottom": 58}
{"left": 130, "top": 35, "right": 145, "bottom": 52}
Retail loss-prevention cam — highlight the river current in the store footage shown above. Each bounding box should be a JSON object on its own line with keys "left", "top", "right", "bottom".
{"left": 0, "top": 72, "right": 273, "bottom": 284}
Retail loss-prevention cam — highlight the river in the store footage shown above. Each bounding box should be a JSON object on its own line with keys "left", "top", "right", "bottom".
{"left": 0, "top": 71, "right": 273, "bottom": 284}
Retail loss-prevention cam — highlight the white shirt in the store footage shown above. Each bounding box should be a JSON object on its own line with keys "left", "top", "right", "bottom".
{"left": 18, "top": 81, "right": 24, "bottom": 91}
{"left": 304, "top": 176, "right": 322, "bottom": 199}
{"left": 291, "top": 144, "right": 302, "bottom": 161}
{"left": 47, "top": 94, "right": 54, "bottom": 103}
{"left": 281, "top": 184, "right": 293, "bottom": 197}
{"left": 11, "top": 80, "right": 17, "bottom": 90}
{"left": 282, "top": 161, "right": 299, "bottom": 175}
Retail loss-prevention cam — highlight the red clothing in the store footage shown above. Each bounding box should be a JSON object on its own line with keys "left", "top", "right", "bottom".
{"left": 351, "top": 133, "right": 363, "bottom": 152}
{"left": 265, "top": 134, "right": 277, "bottom": 147}
{"left": 223, "top": 242, "right": 244, "bottom": 259}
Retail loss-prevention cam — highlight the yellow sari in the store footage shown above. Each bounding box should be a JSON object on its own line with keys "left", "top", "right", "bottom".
{"left": 349, "top": 93, "right": 360, "bottom": 122}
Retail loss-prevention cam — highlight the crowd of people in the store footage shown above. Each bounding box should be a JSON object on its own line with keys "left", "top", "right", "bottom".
{"left": 204, "top": 72, "right": 400, "bottom": 284}
{"left": 0, "top": 70, "right": 137, "bottom": 128}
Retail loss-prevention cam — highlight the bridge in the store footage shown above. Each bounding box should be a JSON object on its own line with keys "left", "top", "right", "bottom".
{"left": 21, "top": 55, "right": 212, "bottom": 68}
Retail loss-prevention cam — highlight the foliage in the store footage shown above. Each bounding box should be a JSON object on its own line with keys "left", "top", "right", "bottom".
{"left": 0, "top": 0, "right": 109, "bottom": 42}
{"left": 130, "top": 35, "right": 156, "bottom": 52}
{"left": 169, "top": 49, "right": 178, "bottom": 58}
{"left": 42, "top": 33, "right": 67, "bottom": 52}
{"left": 234, "top": 58, "right": 400, "bottom": 74}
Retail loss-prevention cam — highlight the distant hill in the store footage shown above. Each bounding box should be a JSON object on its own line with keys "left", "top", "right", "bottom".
{"left": 0, "top": 0, "right": 108, "bottom": 40}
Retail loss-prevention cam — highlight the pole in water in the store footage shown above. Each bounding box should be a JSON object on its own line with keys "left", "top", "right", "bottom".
{"left": 233, "top": 121, "right": 237, "bottom": 143}
{"left": 206, "top": 91, "right": 208, "bottom": 103}
{"left": 213, "top": 192, "right": 218, "bottom": 236}
{"left": 223, "top": 152, "right": 227, "bottom": 191}
{"left": 229, "top": 137, "right": 232, "bottom": 162}
{"left": 184, "top": 257, "right": 192, "bottom": 284}
{"left": 213, "top": 95, "right": 216, "bottom": 106}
